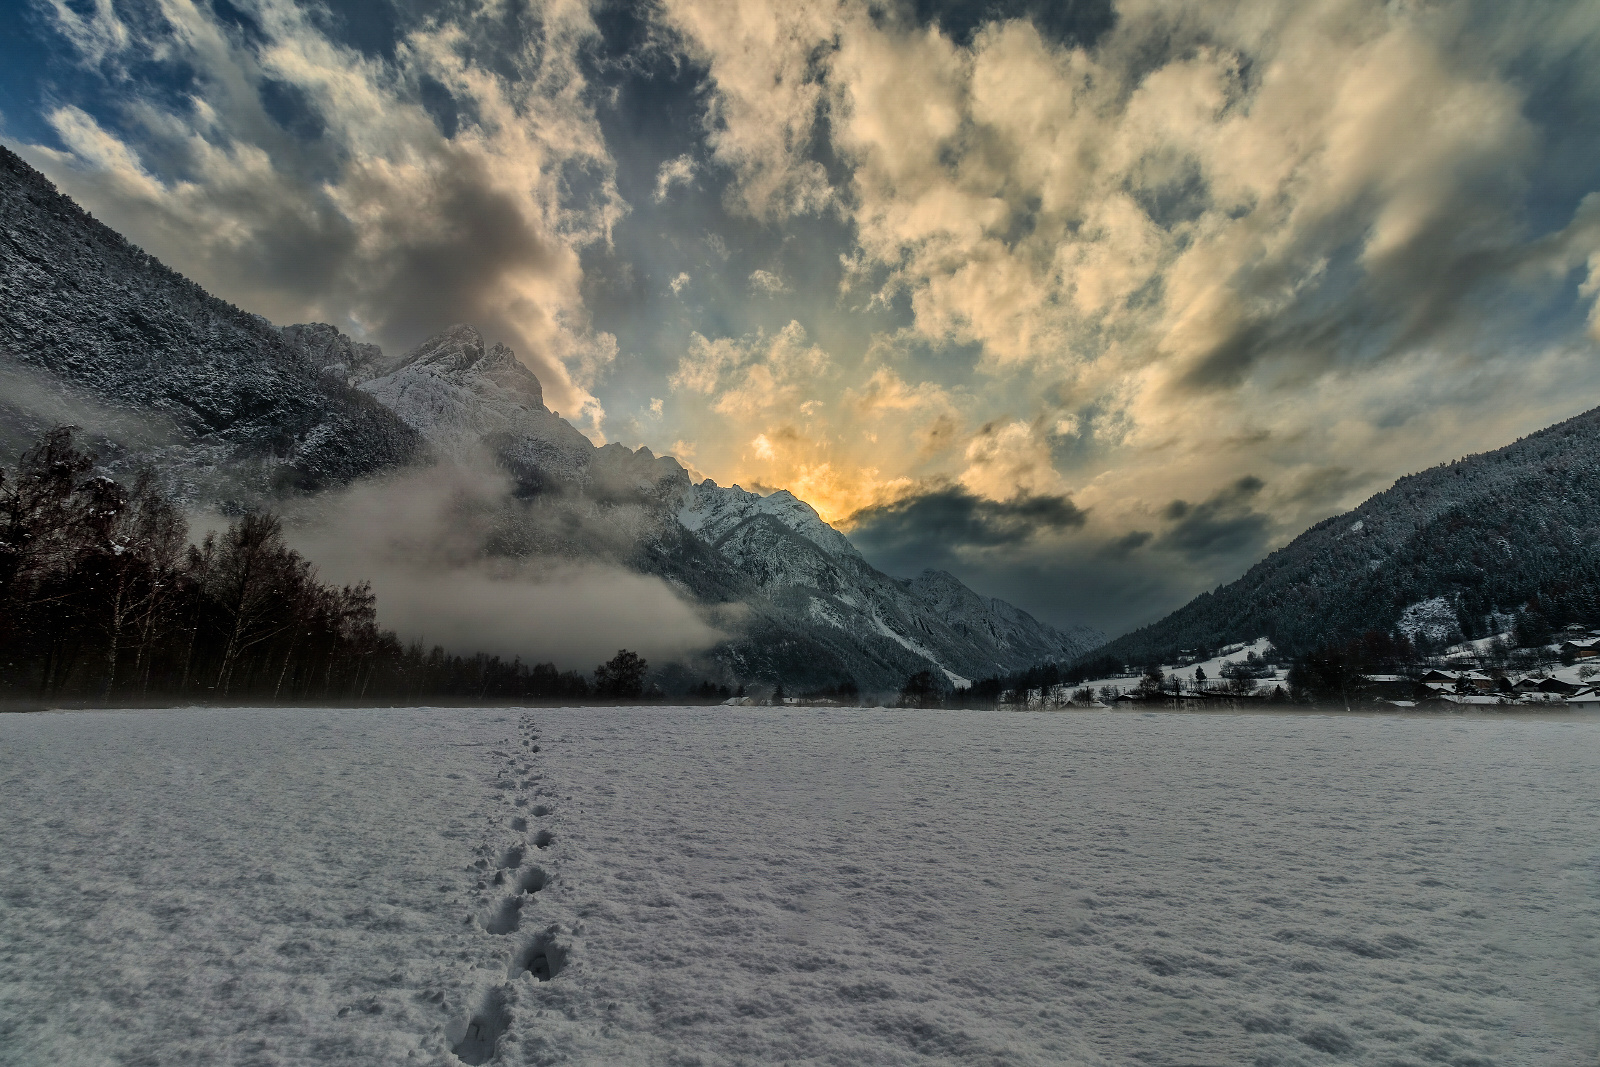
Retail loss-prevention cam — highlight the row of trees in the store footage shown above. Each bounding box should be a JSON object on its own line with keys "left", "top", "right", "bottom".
{"left": 0, "top": 428, "right": 670, "bottom": 704}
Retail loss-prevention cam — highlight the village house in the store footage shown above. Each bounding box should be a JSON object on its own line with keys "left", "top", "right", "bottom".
{"left": 1358, "top": 674, "right": 1420, "bottom": 699}
{"left": 1567, "top": 687, "right": 1600, "bottom": 711}
{"left": 1559, "top": 637, "right": 1600, "bottom": 660}
{"left": 1420, "top": 669, "right": 1496, "bottom": 691}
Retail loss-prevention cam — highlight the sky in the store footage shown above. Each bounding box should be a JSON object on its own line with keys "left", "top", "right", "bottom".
{"left": 3, "top": 0, "right": 1600, "bottom": 637}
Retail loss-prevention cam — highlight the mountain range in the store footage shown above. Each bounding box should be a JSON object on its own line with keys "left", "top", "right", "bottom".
{"left": 0, "top": 146, "right": 1103, "bottom": 691}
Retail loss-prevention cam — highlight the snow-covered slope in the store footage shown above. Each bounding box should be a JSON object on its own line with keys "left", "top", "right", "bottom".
{"left": 0, "top": 146, "right": 423, "bottom": 498}
{"left": 678, "top": 480, "right": 862, "bottom": 561}
{"left": 279, "top": 321, "right": 396, "bottom": 382}
{"left": 354, "top": 324, "right": 595, "bottom": 483}
{"left": 700, "top": 512, "right": 1103, "bottom": 678}
{"left": 909, "top": 567, "right": 1106, "bottom": 665}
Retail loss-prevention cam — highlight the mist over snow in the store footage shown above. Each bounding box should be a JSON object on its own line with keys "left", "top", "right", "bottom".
{"left": 284, "top": 461, "right": 730, "bottom": 670}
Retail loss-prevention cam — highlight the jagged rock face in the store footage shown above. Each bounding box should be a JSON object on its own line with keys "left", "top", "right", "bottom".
{"left": 678, "top": 481, "right": 863, "bottom": 561}
{"left": 907, "top": 568, "right": 1104, "bottom": 665}
{"left": 279, "top": 322, "right": 391, "bottom": 383}
{"left": 694, "top": 503, "right": 1105, "bottom": 684}
{"left": 0, "top": 146, "right": 423, "bottom": 498}
{"left": 356, "top": 324, "right": 595, "bottom": 484}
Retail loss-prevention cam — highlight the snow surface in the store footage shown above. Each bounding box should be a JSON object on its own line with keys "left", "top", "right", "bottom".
{"left": 1163, "top": 636, "right": 1278, "bottom": 685}
{"left": 2, "top": 706, "right": 1597, "bottom": 1066}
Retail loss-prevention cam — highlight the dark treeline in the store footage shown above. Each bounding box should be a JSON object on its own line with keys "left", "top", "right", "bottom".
{"left": 0, "top": 428, "right": 660, "bottom": 705}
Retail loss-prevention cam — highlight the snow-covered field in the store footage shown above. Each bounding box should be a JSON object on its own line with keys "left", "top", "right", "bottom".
{"left": 2, "top": 706, "right": 1597, "bottom": 1066}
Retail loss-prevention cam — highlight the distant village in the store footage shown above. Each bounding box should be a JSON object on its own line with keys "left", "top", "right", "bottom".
{"left": 1012, "top": 632, "right": 1600, "bottom": 711}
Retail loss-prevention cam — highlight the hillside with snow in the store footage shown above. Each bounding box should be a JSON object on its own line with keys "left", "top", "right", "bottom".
{"left": 0, "top": 147, "right": 423, "bottom": 501}
{"left": 1087, "top": 405, "right": 1600, "bottom": 667}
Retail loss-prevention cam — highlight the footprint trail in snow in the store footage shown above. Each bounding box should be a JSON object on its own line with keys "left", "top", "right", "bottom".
{"left": 449, "top": 714, "right": 568, "bottom": 1065}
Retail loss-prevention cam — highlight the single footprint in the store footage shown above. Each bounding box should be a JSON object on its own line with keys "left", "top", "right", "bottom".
{"left": 530, "top": 830, "right": 554, "bottom": 850}
{"left": 508, "top": 928, "right": 567, "bottom": 983}
{"left": 481, "top": 896, "right": 523, "bottom": 935}
{"left": 450, "top": 989, "right": 512, "bottom": 1065}
{"left": 497, "top": 845, "right": 525, "bottom": 870}
{"left": 530, "top": 805, "right": 550, "bottom": 818}
{"left": 516, "top": 866, "right": 548, "bottom": 895}
{"left": 510, "top": 817, "right": 527, "bottom": 832}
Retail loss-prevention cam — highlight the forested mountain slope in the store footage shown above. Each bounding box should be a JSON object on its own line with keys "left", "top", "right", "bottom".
{"left": 0, "top": 147, "right": 422, "bottom": 499}
{"left": 1091, "top": 405, "right": 1600, "bottom": 666}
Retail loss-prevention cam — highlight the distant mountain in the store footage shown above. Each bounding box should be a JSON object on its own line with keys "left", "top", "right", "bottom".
{"left": 319, "top": 321, "right": 1105, "bottom": 689}
{"left": 1088, "top": 404, "right": 1600, "bottom": 667}
{"left": 0, "top": 146, "right": 423, "bottom": 500}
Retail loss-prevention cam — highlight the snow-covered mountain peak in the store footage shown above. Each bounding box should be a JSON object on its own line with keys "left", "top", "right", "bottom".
{"left": 356, "top": 325, "right": 591, "bottom": 473}
{"left": 677, "top": 479, "right": 863, "bottom": 561}
{"left": 388, "top": 324, "right": 545, "bottom": 410}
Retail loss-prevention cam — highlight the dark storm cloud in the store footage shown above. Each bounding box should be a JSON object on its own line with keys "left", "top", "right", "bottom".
{"left": 1157, "top": 476, "right": 1271, "bottom": 562}
{"left": 1284, "top": 466, "right": 1380, "bottom": 508}
{"left": 359, "top": 149, "right": 559, "bottom": 346}
{"left": 1102, "top": 530, "right": 1153, "bottom": 557}
{"left": 8, "top": 0, "right": 625, "bottom": 421}
{"left": 848, "top": 484, "right": 1087, "bottom": 560}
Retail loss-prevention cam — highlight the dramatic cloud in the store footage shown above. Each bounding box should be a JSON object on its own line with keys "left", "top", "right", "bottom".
{"left": 1156, "top": 476, "right": 1271, "bottom": 562}
{"left": 9, "top": 0, "right": 1600, "bottom": 635}
{"left": 9, "top": 0, "right": 622, "bottom": 435}
{"left": 849, "top": 484, "right": 1086, "bottom": 554}
{"left": 645, "top": 0, "right": 1600, "bottom": 630}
